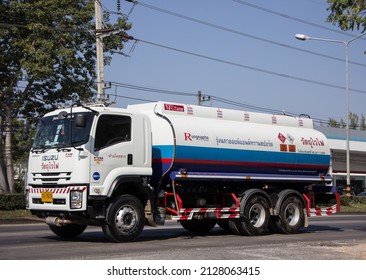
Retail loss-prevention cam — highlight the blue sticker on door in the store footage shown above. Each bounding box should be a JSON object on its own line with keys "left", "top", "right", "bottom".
{"left": 92, "top": 172, "right": 101, "bottom": 181}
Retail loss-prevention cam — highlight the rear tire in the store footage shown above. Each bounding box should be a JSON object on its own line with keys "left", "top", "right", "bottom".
{"left": 103, "top": 195, "right": 145, "bottom": 242}
{"left": 228, "top": 219, "right": 240, "bottom": 235}
{"left": 232, "top": 194, "right": 270, "bottom": 236}
{"left": 49, "top": 224, "right": 87, "bottom": 239}
{"left": 274, "top": 195, "right": 305, "bottom": 234}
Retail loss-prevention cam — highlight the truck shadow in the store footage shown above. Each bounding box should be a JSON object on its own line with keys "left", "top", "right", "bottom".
{"left": 302, "top": 224, "right": 344, "bottom": 233}
{"left": 43, "top": 226, "right": 241, "bottom": 243}
{"left": 44, "top": 223, "right": 345, "bottom": 243}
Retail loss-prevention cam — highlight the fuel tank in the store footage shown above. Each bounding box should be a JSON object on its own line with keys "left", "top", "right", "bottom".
{"left": 128, "top": 102, "right": 330, "bottom": 182}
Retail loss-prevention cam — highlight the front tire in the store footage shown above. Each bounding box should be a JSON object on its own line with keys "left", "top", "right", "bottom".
{"left": 49, "top": 224, "right": 87, "bottom": 239}
{"left": 103, "top": 195, "right": 145, "bottom": 242}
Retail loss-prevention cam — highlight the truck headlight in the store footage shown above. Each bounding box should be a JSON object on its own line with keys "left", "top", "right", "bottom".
{"left": 70, "top": 190, "right": 83, "bottom": 209}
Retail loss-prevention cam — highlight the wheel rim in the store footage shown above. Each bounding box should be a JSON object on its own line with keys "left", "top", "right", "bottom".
{"left": 249, "top": 203, "right": 266, "bottom": 228}
{"left": 115, "top": 205, "right": 138, "bottom": 233}
{"left": 285, "top": 202, "right": 300, "bottom": 226}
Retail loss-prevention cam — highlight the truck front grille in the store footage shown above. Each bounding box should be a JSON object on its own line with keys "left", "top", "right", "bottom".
{"left": 31, "top": 172, "right": 72, "bottom": 184}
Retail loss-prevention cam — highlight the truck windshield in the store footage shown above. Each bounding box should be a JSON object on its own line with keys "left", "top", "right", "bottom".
{"left": 32, "top": 112, "right": 94, "bottom": 150}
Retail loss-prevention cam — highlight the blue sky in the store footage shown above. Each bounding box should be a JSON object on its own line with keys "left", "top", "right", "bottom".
{"left": 101, "top": 0, "right": 366, "bottom": 124}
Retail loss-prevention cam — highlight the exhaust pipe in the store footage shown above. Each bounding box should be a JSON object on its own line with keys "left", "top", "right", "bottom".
{"left": 45, "top": 216, "right": 74, "bottom": 227}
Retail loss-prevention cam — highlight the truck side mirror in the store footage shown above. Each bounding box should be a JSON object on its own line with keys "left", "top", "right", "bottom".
{"left": 75, "top": 113, "right": 87, "bottom": 128}
{"left": 58, "top": 111, "right": 68, "bottom": 120}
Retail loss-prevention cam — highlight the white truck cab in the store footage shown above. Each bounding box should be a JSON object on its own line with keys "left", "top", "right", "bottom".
{"left": 26, "top": 105, "right": 153, "bottom": 241}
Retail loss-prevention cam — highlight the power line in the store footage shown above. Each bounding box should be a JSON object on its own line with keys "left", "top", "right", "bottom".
{"left": 210, "top": 96, "right": 287, "bottom": 115}
{"left": 109, "top": 92, "right": 155, "bottom": 103}
{"left": 108, "top": 80, "right": 340, "bottom": 125}
{"left": 109, "top": 81, "right": 280, "bottom": 113}
{"left": 3, "top": 2, "right": 364, "bottom": 122}
{"left": 110, "top": 2, "right": 366, "bottom": 125}
{"left": 110, "top": 81, "right": 197, "bottom": 97}
{"left": 125, "top": 0, "right": 366, "bottom": 68}
{"left": 109, "top": 81, "right": 314, "bottom": 116}
{"left": 119, "top": 34, "right": 366, "bottom": 95}
{"left": 231, "top": 0, "right": 366, "bottom": 40}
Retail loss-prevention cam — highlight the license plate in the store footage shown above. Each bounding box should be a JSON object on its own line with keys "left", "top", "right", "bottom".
{"left": 41, "top": 191, "right": 53, "bottom": 203}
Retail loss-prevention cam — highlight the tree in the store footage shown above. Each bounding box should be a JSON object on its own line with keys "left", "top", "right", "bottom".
{"left": 360, "top": 114, "right": 366, "bottom": 130}
{"left": 327, "top": 112, "right": 366, "bottom": 130}
{"left": 349, "top": 112, "right": 360, "bottom": 129}
{"left": 0, "top": 0, "right": 131, "bottom": 192}
{"left": 340, "top": 118, "right": 346, "bottom": 128}
{"left": 328, "top": 117, "right": 340, "bottom": 127}
{"left": 0, "top": 117, "right": 7, "bottom": 193}
{"left": 327, "top": 0, "right": 366, "bottom": 31}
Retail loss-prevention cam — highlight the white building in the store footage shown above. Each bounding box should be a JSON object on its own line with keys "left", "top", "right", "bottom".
{"left": 316, "top": 126, "right": 366, "bottom": 195}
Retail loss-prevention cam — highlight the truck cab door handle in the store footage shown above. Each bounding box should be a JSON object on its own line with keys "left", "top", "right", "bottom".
{"left": 127, "top": 154, "right": 133, "bottom": 165}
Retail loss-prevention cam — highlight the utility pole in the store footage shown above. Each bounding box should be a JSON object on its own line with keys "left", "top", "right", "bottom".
{"left": 197, "top": 90, "right": 211, "bottom": 106}
{"left": 197, "top": 90, "right": 202, "bottom": 106}
{"left": 95, "top": 0, "right": 105, "bottom": 102}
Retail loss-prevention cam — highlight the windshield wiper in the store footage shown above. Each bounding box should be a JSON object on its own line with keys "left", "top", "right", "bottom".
{"left": 56, "top": 147, "right": 72, "bottom": 152}
{"left": 55, "top": 142, "right": 85, "bottom": 152}
{"left": 31, "top": 146, "right": 50, "bottom": 154}
{"left": 31, "top": 142, "right": 85, "bottom": 153}
{"left": 70, "top": 141, "right": 85, "bottom": 151}
{"left": 48, "top": 143, "right": 72, "bottom": 152}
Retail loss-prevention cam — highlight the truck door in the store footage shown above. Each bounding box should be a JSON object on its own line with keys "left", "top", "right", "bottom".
{"left": 90, "top": 113, "right": 134, "bottom": 193}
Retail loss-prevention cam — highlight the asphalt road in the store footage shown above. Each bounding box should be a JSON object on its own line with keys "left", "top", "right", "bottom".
{"left": 0, "top": 215, "right": 365, "bottom": 260}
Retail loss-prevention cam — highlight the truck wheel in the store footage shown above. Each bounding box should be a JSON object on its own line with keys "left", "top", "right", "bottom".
{"left": 217, "top": 219, "right": 230, "bottom": 231}
{"left": 228, "top": 219, "right": 240, "bottom": 235}
{"left": 233, "top": 195, "right": 270, "bottom": 236}
{"left": 274, "top": 196, "right": 305, "bottom": 234}
{"left": 49, "top": 224, "right": 87, "bottom": 239}
{"left": 180, "top": 219, "right": 216, "bottom": 233}
{"left": 103, "top": 195, "right": 144, "bottom": 242}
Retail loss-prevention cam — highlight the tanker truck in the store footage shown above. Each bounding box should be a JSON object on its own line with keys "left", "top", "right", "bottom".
{"left": 25, "top": 101, "right": 340, "bottom": 242}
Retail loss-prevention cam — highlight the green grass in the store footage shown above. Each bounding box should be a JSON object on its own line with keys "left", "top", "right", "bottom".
{"left": 340, "top": 203, "right": 366, "bottom": 213}
{"left": 0, "top": 209, "right": 32, "bottom": 219}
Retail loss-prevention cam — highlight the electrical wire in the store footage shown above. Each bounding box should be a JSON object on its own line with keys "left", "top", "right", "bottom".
{"left": 3, "top": 1, "right": 365, "bottom": 125}
{"left": 120, "top": 34, "right": 366, "bottom": 95}
{"left": 108, "top": 92, "right": 155, "bottom": 103}
{"left": 126, "top": 0, "right": 366, "bottom": 68}
{"left": 109, "top": 81, "right": 366, "bottom": 127}
{"left": 109, "top": 80, "right": 325, "bottom": 119}
{"left": 110, "top": 81, "right": 197, "bottom": 97}
{"left": 231, "top": 0, "right": 366, "bottom": 40}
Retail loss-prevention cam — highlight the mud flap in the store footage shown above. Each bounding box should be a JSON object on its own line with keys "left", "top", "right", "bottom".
{"left": 303, "top": 209, "right": 309, "bottom": 228}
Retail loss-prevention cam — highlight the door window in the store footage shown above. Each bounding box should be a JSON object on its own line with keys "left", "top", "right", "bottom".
{"left": 94, "top": 115, "right": 131, "bottom": 151}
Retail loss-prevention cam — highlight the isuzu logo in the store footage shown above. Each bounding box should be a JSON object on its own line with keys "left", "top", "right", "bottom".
{"left": 42, "top": 155, "right": 59, "bottom": 161}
